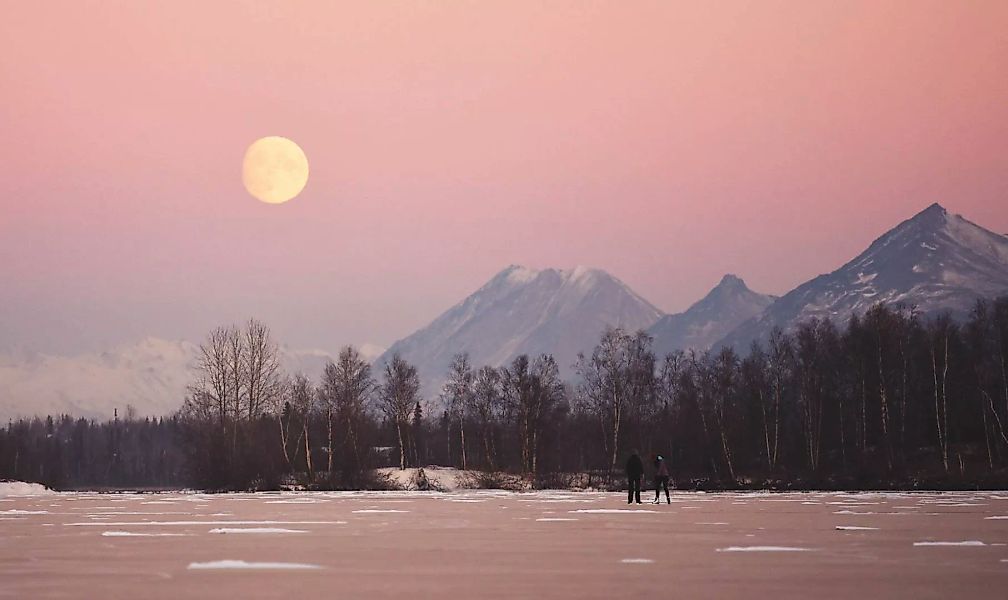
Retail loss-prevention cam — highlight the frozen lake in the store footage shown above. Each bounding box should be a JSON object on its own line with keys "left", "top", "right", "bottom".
{"left": 2, "top": 489, "right": 1008, "bottom": 598}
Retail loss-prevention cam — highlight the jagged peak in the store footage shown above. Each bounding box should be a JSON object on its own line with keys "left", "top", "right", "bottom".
{"left": 903, "top": 202, "right": 950, "bottom": 229}
{"left": 715, "top": 273, "right": 747, "bottom": 289}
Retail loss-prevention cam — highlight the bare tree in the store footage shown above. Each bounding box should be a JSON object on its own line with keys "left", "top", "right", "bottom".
{"left": 244, "top": 319, "right": 283, "bottom": 421}
{"left": 928, "top": 316, "right": 953, "bottom": 472}
{"left": 657, "top": 351, "right": 686, "bottom": 467}
{"left": 472, "top": 366, "right": 504, "bottom": 469}
{"left": 575, "top": 327, "right": 653, "bottom": 473}
{"left": 319, "top": 346, "right": 375, "bottom": 477}
{"left": 191, "top": 325, "right": 237, "bottom": 432}
{"left": 289, "top": 374, "right": 316, "bottom": 477}
{"left": 742, "top": 343, "right": 775, "bottom": 472}
{"left": 529, "top": 354, "right": 564, "bottom": 475}
{"left": 794, "top": 321, "right": 825, "bottom": 472}
{"left": 269, "top": 377, "right": 295, "bottom": 470}
{"left": 380, "top": 354, "right": 421, "bottom": 469}
{"left": 441, "top": 354, "right": 474, "bottom": 470}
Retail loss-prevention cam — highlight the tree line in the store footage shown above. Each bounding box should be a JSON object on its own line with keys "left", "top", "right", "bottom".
{"left": 3, "top": 299, "right": 1008, "bottom": 491}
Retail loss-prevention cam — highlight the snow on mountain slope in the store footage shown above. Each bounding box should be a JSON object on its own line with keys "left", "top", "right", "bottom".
{"left": 717, "top": 203, "right": 1008, "bottom": 351}
{"left": 0, "top": 338, "right": 343, "bottom": 420}
{"left": 648, "top": 274, "right": 775, "bottom": 357}
{"left": 376, "top": 265, "right": 663, "bottom": 397}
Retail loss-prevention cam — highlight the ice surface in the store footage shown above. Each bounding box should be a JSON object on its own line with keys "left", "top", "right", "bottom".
{"left": 620, "top": 558, "right": 655, "bottom": 564}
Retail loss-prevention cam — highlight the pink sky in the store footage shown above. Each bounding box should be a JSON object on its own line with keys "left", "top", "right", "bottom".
{"left": 2, "top": 1, "right": 1006, "bottom": 353}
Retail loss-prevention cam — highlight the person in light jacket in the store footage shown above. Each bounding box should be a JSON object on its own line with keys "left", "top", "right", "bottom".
{"left": 652, "top": 454, "right": 671, "bottom": 504}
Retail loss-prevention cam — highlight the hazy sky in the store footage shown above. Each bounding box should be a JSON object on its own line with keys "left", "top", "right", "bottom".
{"left": 2, "top": 1, "right": 1006, "bottom": 354}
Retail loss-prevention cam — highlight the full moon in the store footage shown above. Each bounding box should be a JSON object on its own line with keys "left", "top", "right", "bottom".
{"left": 242, "top": 136, "right": 309, "bottom": 204}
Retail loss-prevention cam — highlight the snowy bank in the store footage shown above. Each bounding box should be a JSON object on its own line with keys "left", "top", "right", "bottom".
{"left": 0, "top": 480, "right": 55, "bottom": 496}
{"left": 376, "top": 467, "right": 482, "bottom": 492}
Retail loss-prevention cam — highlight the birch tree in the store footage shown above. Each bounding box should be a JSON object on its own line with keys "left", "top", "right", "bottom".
{"left": 441, "top": 354, "right": 474, "bottom": 470}
{"left": 380, "top": 354, "right": 421, "bottom": 469}
{"left": 319, "top": 346, "right": 375, "bottom": 477}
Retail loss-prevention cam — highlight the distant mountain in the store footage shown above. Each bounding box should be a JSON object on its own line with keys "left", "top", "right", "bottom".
{"left": 376, "top": 265, "right": 663, "bottom": 398}
{"left": 718, "top": 203, "right": 1008, "bottom": 351}
{"left": 0, "top": 338, "right": 342, "bottom": 420}
{"left": 648, "top": 274, "right": 775, "bottom": 357}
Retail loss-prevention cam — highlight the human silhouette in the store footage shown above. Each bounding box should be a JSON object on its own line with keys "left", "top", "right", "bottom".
{"left": 625, "top": 449, "right": 644, "bottom": 504}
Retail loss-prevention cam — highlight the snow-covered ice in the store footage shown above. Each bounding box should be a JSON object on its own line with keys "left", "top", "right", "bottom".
{"left": 101, "top": 531, "right": 190, "bottom": 537}
{"left": 836, "top": 526, "right": 879, "bottom": 531}
{"left": 208, "top": 528, "right": 307, "bottom": 534}
{"left": 571, "top": 509, "right": 657, "bottom": 514}
{"left": 0, "top": 481, "right": 54, "bottom": 496}
{"left": 913, "top": 541, "right": 985, "bottom": 547}
{"left": 67, "top": 520, "right": 346, "bottom": 527}
{"left": 717, "top": 546, "right": 812, "bottom": 553}
{"left": 187, "top": 560, "right": 322, "bottom": 570}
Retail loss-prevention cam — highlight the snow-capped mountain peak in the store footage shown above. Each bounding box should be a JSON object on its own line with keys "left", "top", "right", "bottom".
{"left": 647, "top": 274, "right": 776, "bottom": 357}
{"left": 377, "top": 265, "right": 663, "bottom": 398}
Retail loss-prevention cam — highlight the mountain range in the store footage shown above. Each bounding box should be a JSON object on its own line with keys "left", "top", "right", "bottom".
{"left": 2, "top": 203, "right": 1006, "bottom": 419}
{"left": 717, "top": 203, "right": 1008, "bottom": 350}
{"left": 0, "top": 339, "right": 380, "bottom": 421}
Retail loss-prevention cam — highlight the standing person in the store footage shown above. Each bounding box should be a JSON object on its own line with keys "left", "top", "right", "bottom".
{"left": 652, "top": 454, "right": 671, "bottom": 505}
{"left": 625, "top": 449, "right": 644, "bottom": 504}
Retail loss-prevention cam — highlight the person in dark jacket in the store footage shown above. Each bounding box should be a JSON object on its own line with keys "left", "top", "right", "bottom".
{"left": 652, "top": 454, "right": 671, "bottom": 504}
{"left": 625, "top": 449, "right": 644, "bottom": 504}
